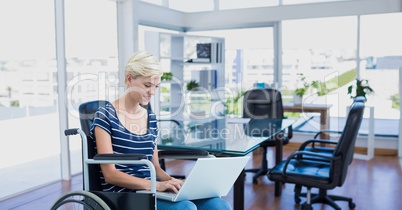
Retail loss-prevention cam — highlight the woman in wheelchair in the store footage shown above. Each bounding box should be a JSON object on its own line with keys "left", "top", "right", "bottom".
{"left": 90, "top": 51, "right": 231, "bottom": 210}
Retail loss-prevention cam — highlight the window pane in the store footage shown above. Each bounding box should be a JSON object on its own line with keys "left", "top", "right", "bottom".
{"left": 282, "top": 16, "right": 357, "bottom": 131}
{"left": 169, "top": 0, "right": 214, "bottom": 12}
{"left": 359, "top": 13, "right": 402, "bottom": 136}
{"left": 189, "top": 28, "right": 274, "bottom": 90}
{"left": 282, "top": 0, "right": 349, "bottom": 5}
{"left": 0, "top": 0, "right": 59, "bottom": 199}
{"left": 219, "top": 0, "right": 278, "bottom": 10}
{"left": 141, "top": 0, "right": 163, "bottom": 6}
{"left": 65, "top": 0, "right": 119, "bottom": 175}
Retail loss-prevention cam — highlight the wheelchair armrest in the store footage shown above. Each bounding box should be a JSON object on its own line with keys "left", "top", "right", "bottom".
{"left": 94, "top": 153, "right": 147, "bottom": 160}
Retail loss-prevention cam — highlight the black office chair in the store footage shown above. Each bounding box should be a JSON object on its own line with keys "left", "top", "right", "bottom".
{"left": 268, "top": 101, "right": 365, "bottom": 210}
{"left": 299, "top": 96, "right": 366, "bottom": 157}
{"left": 292, "top": 96, "right": 366, "bottom": 205}
{"left": 243, "top": 88, "right": 293, "bottom": 184}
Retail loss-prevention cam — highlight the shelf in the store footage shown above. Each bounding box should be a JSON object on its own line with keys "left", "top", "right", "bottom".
{"left": 160, "top": 80, "right": 182, "bottom": 86}
{"left": 145, "top": 31, "right": 224, "bottom": 119}
{"left": 160, "top": 102, "right": 182, "bottom": 109}
{"left": 160, "top": 56, "right": 189, "bottom": 61}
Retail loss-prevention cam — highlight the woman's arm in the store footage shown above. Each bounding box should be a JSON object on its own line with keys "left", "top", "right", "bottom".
{"left": 95, "top": 127, "right": 183, "bottom": 192}
{"left": 151, "top": 143, "right": 184, "bottom": 192}
{"left": 94, "top": 126, "right": 153, "bottom": 190}
{"left": 151, "top": 144, "right": 172, "bottom": 181}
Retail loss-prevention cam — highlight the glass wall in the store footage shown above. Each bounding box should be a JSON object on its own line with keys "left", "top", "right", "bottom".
{"left": 64, "top": 0, "right": 119, "bottom": 175}
{"left": 359, "top": 13, "right": 402, "bottom": 136}
{"left": 282, "top": 16, "right": 358, "bottom": 131}
{"left": 0, "top": 0, "right": 59, "bottom": 200}
{"left": 0, "top": 0, "right": 119, "bottom": 201}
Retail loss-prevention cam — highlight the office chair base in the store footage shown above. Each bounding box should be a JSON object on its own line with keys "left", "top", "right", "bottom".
{"left": 244, "top": 146, "right": 269, "bottom": 184}
{"left": 296, "top": 187, "right": 356, "bottom": 210}
{"left": 244, "top": 167, "right": 269, "bottom": 184}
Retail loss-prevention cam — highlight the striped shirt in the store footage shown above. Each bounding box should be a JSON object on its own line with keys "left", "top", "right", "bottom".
{"left": 90, "top": 103, "right": 158, "bottom": 192}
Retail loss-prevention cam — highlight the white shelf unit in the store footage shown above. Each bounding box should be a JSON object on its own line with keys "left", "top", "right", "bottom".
{"left": 145, "top": 31, "right": 225, "bottom": 120}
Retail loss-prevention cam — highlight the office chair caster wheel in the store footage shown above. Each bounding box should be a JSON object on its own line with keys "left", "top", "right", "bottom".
{"left": 294, "top": 195, "right": 301, "bottom": 204}
{"left": 349, "top": 201, "right": 356, "bottom": 209}
{"left": 252, "top": 178, "right": 258, "bottom": 184}
{"left": 51, "top": 190, "right": 111, "bottom": 210}
{"left": 301, "top": 203, "right": 313, "bottom": 210}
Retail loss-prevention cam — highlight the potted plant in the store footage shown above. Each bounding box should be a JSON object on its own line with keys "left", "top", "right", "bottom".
{"left": 161, "top": 72, "right": 173, "bottom": 81}
{"left": 186, "top": 80, "right": 200, "bottom": 91}
{"left": 293, "top": 73, "right": 310, "bottom": 105}
{"left": 347, "top": 78, "right": 374, "bottom": 102}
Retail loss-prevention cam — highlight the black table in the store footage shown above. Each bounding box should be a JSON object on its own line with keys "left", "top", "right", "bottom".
{"left": 157, "top": 117, "right": 296, "bottom": 210}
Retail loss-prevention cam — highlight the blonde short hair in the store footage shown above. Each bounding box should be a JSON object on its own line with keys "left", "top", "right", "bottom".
{"left": 124, "top": 51, "right": 163, "bottom": 87}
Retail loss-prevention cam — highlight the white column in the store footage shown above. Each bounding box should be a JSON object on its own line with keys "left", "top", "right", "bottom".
{"left": 273, "top": 21, "right": 282, "bottom": 88}
{"left": 116, "top": 0, "right": 139, "bottom": 94}
{"left": 399, "top": 67, "right": 402, "bottom": 158}
{"left": 55, "top": 0, "right": 71, "bottom": 181}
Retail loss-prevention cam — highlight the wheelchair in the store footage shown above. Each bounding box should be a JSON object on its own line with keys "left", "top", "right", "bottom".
{"left": 51, "top": 128, "right": 157, "bottom": 210}
{"left": 52, "top": 100, "right": 208, "bottom": 209}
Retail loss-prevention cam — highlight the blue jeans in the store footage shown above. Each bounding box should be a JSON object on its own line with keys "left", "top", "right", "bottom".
{"left": 157, "top": 197, "right": 231, "bottom": 210}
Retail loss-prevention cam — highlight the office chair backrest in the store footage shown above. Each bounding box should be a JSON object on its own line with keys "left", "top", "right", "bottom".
{"left": 333, "top": 101, "right": 365, "bottom": 185}
{"left": 78, "top": 100, "right": 111, "bottom": 191}
{"left": 353, "top": 96, "right": 366, "bottom": 103}
{"left": 243, "top": 88, "right": 284, "bottom": 119}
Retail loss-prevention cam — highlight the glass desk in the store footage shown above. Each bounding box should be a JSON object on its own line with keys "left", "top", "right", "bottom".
{"left": 157, "top": 117, "right": 296, "bottom": 210}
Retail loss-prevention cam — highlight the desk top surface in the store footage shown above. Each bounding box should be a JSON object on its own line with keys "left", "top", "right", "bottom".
{"left": 157, "top": 118, "right": 295, "bottom": 156}
{"left": 283, "top": 103, "right": 333, "bottom": 111}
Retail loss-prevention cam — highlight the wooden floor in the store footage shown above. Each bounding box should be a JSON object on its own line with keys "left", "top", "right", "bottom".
{"left": 1, "top": 145, "right": 402, "bottom": 210}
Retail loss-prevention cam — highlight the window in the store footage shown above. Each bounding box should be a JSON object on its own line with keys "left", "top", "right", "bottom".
{"left": 219, "top": 0, "right": 278, "bottom": 10}
{"left": 188, "top": 27, "right": 275, "bottom": 91}
{"left": 0, "top": 0, "right": 58, "bottom": 200}
{"left": 169, "top": 0, "right": 214, "bottom": 12}
{"left": 282, "top": 16, "right": 358, "bottom": 131}
{"left": 65, "top": 0, "right": 119, "bottom": 175}
{"left": 188, "top": 27, "right": 274, "bottom": 116}
{"left": 359, "top": 13, "right": 402, "bottom": 136}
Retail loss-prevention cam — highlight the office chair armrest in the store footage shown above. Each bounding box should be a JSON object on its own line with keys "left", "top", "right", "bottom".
{"left": 281, "top": 151, "right": 338, "bottom": 177}
{"left": 299, "top": 139, "right": 338, "bottom": 150}
{"left": 313, "top": 130, "right": 342, "bottom": 139}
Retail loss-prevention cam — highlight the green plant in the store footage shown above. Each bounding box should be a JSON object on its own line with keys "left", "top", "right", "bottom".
{"left": 223, "top": 91, "right": 245, "bottom": 116}
{"left": 347, "top": 78, "right": 374, "bottom": 101}
{"left": 390, "top": 93, "right": 399, "bottom": 109}
{"left": 161, "top": 72, "right": 173, "bottom": 81}
{"left": 294, "top": 73, "right": 310, "bottom": 97}
{"left": 186, "top": 80, "right": 199, "bottom": 91}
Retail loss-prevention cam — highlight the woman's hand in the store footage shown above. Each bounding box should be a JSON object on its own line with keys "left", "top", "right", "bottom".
{"left": 156, "top": 177, "right": 184, "bottom": 193}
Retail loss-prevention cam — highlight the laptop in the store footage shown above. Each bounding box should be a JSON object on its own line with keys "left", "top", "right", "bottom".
{"left": 139, "top": 156, "right": 250, "bottom": 202}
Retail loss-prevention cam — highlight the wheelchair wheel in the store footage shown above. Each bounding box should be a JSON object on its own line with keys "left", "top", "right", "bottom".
{"left": 51, "top": 190, "right": 111, "bottom": 210}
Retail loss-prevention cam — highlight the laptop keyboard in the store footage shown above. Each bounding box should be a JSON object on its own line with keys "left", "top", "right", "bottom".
{"left": 158, "top": 191, "right": 178, "bottom": 196}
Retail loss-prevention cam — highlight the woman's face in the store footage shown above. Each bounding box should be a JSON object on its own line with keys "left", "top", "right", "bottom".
{"left": 126, "top": 74, "right": 161, "bottom": 105}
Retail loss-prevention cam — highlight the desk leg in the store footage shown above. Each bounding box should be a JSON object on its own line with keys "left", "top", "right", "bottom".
{"left": 320, "top": 110, "right": 330, "bottom": 139}
{"left": 233, "top": 169, "right": 245, "bottom": 210}
{"left": 274, "top": 139, "right": 283, "bottom": 197}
